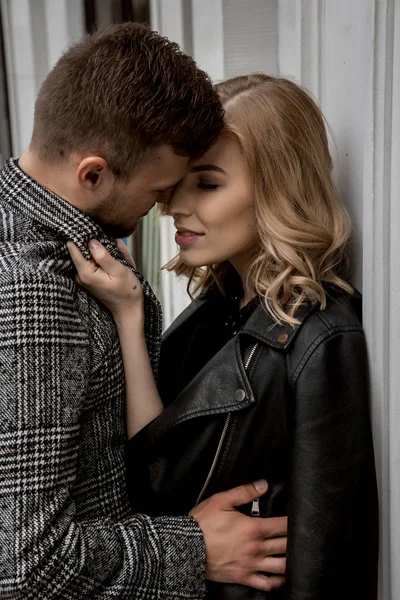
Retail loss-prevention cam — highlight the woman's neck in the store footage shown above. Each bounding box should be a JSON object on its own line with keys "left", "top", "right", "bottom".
{"left": 239, "top": 289, "right": 256, "bottom": 309}
{"left": 228, "top": 255, "right": 255, "bottom": 309}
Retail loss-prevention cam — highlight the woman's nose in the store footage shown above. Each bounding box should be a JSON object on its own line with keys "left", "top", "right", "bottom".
{"left": 168, "top": 186, "right": 193, "bottom": 218}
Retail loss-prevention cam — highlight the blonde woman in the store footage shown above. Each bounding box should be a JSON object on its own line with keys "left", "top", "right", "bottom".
{"left": 69, "top": 75, "right": 378, "bottom": 599}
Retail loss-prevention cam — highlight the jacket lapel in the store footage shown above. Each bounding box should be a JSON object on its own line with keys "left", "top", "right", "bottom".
{"left": 152, "top": 294, "right": 318, "bottom": 448}
{"left": 145, "top": 335, "right": 256, "bottom": 447}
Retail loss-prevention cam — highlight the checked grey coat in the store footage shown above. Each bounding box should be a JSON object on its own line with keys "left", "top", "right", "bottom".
{"left": 0, "top": 159, "right": 206, "bottom": 599}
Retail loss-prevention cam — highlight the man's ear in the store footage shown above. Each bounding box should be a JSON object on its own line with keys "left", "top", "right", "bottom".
{"left": 76, "top": 156, "right": 113, "bottom": 190}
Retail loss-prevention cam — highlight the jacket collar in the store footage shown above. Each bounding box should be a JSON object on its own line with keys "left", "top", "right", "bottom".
{"left": 166, "top": 289, "right": 317, "bottom": 352}
{"left": 241, "top": 301, "right": 317, "bottom": 350}
{"left": 0, "top": 158, "right": 112, "bottom": 259}
{"left": 143, "top": 334, "right": 256, "bottom": 447}
{"left": 152, "top": 293, "right": 317, "bottom": 445}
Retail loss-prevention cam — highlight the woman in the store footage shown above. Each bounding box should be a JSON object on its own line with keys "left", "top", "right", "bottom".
{"left": 69, "top": 75, "right": 378, "bottom": 599}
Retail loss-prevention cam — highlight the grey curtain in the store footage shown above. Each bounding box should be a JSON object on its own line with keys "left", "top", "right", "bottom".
{"left": 129, "top": 206, "right": 161, "bottom": 300}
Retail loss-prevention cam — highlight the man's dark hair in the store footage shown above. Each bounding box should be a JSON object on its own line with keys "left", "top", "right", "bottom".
{"left": 31, "top": 23, "right": 224, "bottom": 178}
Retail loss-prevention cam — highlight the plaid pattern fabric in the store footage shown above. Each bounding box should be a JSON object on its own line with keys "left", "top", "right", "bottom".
{"left": 0, "top": 159, "right": 206, "bottom": 599}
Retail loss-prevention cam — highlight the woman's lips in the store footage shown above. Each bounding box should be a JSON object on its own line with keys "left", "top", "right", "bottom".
{"left": 175, "top": 230, "right": 205, "bottom": 246}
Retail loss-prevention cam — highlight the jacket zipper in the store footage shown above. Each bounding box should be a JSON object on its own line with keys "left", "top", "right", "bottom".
{"left": 251, "top": 498, "right": 260, "bottom": 516}
{"left": 195, "top": 342, "right": 259, "bottom": 505}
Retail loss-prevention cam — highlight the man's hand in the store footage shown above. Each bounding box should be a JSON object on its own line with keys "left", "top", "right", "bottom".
{"left": 189, "top": 480, "right": 287, "bottom": 592}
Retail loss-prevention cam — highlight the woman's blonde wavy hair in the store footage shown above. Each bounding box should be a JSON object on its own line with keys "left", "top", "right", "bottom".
{"left": 165, "top": 74, "right": 353, "bottom": 325}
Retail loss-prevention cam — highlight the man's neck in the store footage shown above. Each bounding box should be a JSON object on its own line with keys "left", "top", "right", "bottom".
{"left": 19, "top": 149, "right": 76, "bottom": 206}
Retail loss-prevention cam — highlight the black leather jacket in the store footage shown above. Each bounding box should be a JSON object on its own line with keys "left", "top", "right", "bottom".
{"left": 127, "top": 287, "right": 378, "bottom": 599}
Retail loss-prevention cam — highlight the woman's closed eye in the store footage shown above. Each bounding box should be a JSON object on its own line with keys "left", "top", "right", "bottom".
{"left": 197, "top": 182, "right": 219, "bottom": 191}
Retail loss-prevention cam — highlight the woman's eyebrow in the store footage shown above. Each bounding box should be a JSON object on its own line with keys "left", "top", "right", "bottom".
{"left": 190, "top": 164, "right": 227, "bottom": 174}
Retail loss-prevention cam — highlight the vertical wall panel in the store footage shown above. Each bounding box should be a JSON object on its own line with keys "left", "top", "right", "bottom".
{"left": 191, "top": 0, "right": 224, "bottom": 81}
{"left": 0, "top": 3, "right": 11, "bottom": 165}
{"left": 388, "top": 5, "right": 400, "bottom": 594}
{"left": 223, "top": 0, "right": 278, "bottom": 78}
{"left": 277, "top": 1, "right": 399, "bottom": 598}
{"left": 150, "top": 0, "right": 186, "bottom": 47}
{"left": 44, "top": 0, "right": 84, "bottom": 70}
{"left": 278, "top": 0, "right": 302, "bottom": 81}
{"left": 363, "top": 1, "right": 400, "bottom": 598}
{"left": 1, "top": 0, "right": 37, "bottom": 154}
{"left": 278, "top": 0, "right": 369, "bottom": 290}
{"left": 319, "top": 0, "right": 371, "bottom": 289}
{"left": 0, "top": 0, "right": 84, "bottom": 155}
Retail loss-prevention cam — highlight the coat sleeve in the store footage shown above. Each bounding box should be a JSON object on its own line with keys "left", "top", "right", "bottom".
{"left": 0, "top": 269, "right": 206, "bottom": 600}
{"left": 285, "top": 329, "right": 378, "bottom": 600}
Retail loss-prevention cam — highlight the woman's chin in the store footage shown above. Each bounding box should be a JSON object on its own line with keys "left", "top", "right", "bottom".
{"left": 179, "top": 256, "right": 204, "bottom": 268}
{"left": 178, "top": 250, "right": 205, "bottom": 268}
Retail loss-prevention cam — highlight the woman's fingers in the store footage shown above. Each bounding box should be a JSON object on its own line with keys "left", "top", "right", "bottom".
{"left": 67, "top": 239, "right": 126, "bottom": 281}
{"left": 68, "top": 240, "right": 135, "bottom": 278}
{"left": 87, "top": 240, "right": 122, "bottom": 277}
{"left": 67, "top": 241, "right": 93, "bottom": 271}
{"left": 67, "top": 241, "right": 98, "bottom": 284}
{"left": 117, "top": 238, "right": 136, "bottom": 267}
{"left": 67, "top": 239, "right": 143, "bottom": 314}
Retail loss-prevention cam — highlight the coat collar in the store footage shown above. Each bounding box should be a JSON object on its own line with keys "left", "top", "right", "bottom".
{"left": 0, "top": 157, "right": 161, "bottom": 299}
{"left": 0, "top": 158, "right": 163, "bottom": 373}
{"left": 0, "top": 158, "right": 113, "bottom": 259}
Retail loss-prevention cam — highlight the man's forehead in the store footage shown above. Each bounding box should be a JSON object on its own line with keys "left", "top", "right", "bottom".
{"left": 150, "top": 144, "right": 187, "bottom": 164}
{"left": 146, "top": 144, "right": 187, "bottom": 169}
{"left": 138, "top": 148, "right": 187, "bottom": 188}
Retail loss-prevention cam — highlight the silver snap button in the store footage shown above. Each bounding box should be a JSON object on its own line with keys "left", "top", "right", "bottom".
{"left": 235, "top": 389, "right": 246, "bottom": 402}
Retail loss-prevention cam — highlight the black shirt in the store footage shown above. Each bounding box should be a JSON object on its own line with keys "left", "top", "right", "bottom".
{"left": 160, "top": 286, "right": 260, "bottom": 405}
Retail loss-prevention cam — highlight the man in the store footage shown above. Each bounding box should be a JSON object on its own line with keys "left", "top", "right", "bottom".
{"left": 0, "top": 24, "right": 286, "bottom": 598}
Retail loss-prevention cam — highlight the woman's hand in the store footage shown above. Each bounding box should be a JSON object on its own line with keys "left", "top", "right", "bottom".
{"left": 67, "top": 239, "right": 144, "bottom": 324}
{"left": 68, "top": 238, "right": 163, "bottom": 436}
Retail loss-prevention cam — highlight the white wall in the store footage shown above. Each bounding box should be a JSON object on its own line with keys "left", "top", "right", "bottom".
{"left": 0, "top": 9, "right": 11, "bottom": 166}
{"left": 363, "top": 2, "right": 400, "bottom": 597}
{"left": 277, "top": 3, "right": 399, "bottom": 598}
{"left": 223, "top": 0, "right": 278, "bottom": 78}
{"left": 278, "top": 0, "right": 370, "bottom": 289}
{"left": 0, "top": 0, "right": 84, "bottom": 156}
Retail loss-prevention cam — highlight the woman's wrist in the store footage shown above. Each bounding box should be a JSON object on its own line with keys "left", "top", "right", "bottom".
{"left": 113, "top": 306, "right": 145, "bottom": 333}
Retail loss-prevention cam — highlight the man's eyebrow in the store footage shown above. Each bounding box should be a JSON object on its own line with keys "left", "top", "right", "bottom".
{"left": 190, "top": 164, "right": 226, "bottom": 174}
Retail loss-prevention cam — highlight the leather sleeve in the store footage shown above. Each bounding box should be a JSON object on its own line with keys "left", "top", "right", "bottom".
{"left": 285, "top": 329, "right": 378, "bottom": 600}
